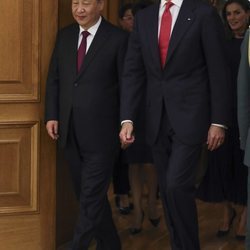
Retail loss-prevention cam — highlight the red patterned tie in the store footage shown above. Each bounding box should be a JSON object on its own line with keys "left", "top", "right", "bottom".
{"left": 159, "top": 1, "right": 173, "bottom": 67}
{"left": 77, "top": 31, "right": 90, "bottom": 72}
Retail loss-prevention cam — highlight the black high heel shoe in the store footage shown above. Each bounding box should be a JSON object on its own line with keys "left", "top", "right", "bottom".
{"left": 129, "top": 211, "right": 144, "bottom": 235}
{"left": 149, "top": 216, "right": 161, "bottom": 227}
{"left": 216, "top": 208, "right": 236, "bottom": 237}
{"left": 119, "top": 206, "right": 131, "bottom": 215}
{"left": 235, "top": 234, "right": 246, "bottom": 241}
{"left": 115, "top": 196, "right": 133, "bottom": 215}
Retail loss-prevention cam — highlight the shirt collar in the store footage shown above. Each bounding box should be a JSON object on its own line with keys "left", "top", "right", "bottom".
{"left": 79, "top": 16, "right": 102, "bottom": 36}
{"left": 160, "top": 0, "right": 183, "bottom": 9}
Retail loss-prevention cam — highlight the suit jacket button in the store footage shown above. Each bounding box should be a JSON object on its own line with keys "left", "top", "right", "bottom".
{"left": 74, "top": 83, "right": 78, "bottom": 87}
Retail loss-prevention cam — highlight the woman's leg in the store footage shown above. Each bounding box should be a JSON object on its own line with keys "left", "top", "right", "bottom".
{"left": 217, "top": 201, "right": 236, "bottom": 236}
{"left": 143, "top": 163, "right": 159, "bottom": 220}
{"left": 129, "top": 164, "right": 144, "bottom": 229}
{"left": 236, "top": 205, "right": 247, "bottom": 237}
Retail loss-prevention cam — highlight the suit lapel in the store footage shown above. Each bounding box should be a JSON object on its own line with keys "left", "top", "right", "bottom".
{"left": 147, "top": 4, "right": 162, "bottom": 71}
{"left": 165, "top": 0, "right": 196, "bottom": 67}
{"left": 76, "top": 19, "right": 110, "bottom": 80}
{"left": 66, "top": 24, "right": 79, "bottom": 78}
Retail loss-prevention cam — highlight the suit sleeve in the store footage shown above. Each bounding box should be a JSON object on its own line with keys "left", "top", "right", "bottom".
{"left": 120, "top": 15, "right": 146, "bottom": 122}
{"left": 44, "top": 33, "right": 60, "bottom": 123}
{"left": 237, "top": 30, "right": 250, "bottom": 151}
{"left": 201, "top": 8, "right": 231, "bottom": 127}
{"left": 116, "top": 32, "right": 129, "bottom": 85}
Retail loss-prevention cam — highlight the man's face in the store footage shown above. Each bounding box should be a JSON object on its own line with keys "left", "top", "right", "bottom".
{"left": 72, "top": 0, "right": 104, "bottom": 30}
{"left": 119, "top": 9, "right": 134, "bottom": 32}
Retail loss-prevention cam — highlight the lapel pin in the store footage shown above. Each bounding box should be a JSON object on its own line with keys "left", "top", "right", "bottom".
{"left": 187, "top": 18, "right": 191, "bottom": 21}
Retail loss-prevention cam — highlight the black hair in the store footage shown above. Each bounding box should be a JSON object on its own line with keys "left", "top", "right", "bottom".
{"left": 132, "top": 0, "right": 154, "bottom": 16}
{"left": 222, "top": 0, "right": 250, "bottom": 37}
{"left": 118, "top": 3, "right": 133, "bottom": 19}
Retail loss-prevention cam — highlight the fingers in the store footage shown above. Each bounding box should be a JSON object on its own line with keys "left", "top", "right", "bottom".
{"left": 119, "top": 122, "right": 135, "bottom": 149}
{"left": 46, "top": 120, "right": 59, "bottom": 140}
{"left": 207, "top": 136, "right": 224, "bottom": 151}
{"left": 207, "top": 125, "right": 225, "bottom": 151}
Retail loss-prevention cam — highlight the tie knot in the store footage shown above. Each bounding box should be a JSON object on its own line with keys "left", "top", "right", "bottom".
{"left": 82, "top": 31, "right": 90, "bottom": 39}
{"left": 165, "top": 1, "right": 173, "bottom": 10}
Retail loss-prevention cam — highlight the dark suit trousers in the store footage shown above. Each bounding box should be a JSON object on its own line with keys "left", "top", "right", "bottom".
{"left": 64, "top": 118, "right": 121, "bottom": 250}
{"left": 152, "top": 108, "right": 202, "bottom": 250}
{"left": 112, "top": 150, "right": 130, "bottom": 195}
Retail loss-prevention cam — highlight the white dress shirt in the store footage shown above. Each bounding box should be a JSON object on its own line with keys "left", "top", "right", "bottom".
{"left": 77, "top": 17, "right": 102, "bottom": 52}
{"left": 158, "top": 0, "right": 183, "bottom": 36}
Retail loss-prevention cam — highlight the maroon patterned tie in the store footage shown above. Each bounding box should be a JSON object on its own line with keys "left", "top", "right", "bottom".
{"left": 77, "top": 31, "right": 90, "bottom": 72}
{"left": 159, "top": 1, "right": 173, "bottom": 67}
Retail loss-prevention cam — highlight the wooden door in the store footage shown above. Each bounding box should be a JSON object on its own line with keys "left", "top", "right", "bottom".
{"left": 0, "top": 1, "right": 58, "bottom": 249}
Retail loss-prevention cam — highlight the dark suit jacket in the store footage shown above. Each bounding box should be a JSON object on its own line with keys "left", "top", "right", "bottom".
{"left": 45, "top": 18, "right": 128, "bottom": 151}
{"left": 238, "top": 29, "right": 250, "bottom": 167}
{"left": 121, "top": 0, "right": 231, "bottom": 145}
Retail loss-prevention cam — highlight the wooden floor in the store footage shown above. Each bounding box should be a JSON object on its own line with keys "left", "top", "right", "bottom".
{"left": 58, "top": 189, "right": 246, "bottom": 250}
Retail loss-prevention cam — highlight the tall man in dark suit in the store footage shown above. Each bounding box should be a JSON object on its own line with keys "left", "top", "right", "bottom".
{"left": 120, "top": 0, "right": 231, "bottom": 249}
{"left": 45, "top": 0, "right": 127, "bottom": 249}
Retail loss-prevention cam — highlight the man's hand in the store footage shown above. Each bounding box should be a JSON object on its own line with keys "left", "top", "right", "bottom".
{"left": 207, "top": 125, "right": 225, "bottom": 151}
{"left": 46, "top": 120, "right": 59, "bottom": 140}
{"left": 119, "top": 122, "right": 135, "bottom": 149}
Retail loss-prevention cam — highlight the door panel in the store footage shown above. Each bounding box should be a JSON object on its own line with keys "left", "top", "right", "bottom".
{"left": 0, "top": 121, "right": 39, "bottom": 213}
{"left": 0, "top": 0, "right": 57, "bottom": 249}
{"left": 0, "top": 0, "right": 39, "bottom": 101}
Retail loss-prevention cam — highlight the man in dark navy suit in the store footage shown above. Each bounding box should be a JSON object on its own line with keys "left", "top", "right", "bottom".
{"left": 45, "top": 0, "right": 127, "bottom": 249}
{"left": 120, "top": 0, "right": 231, "bottom": 249}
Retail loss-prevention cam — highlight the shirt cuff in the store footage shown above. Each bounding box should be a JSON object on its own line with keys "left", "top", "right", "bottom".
{"left": 121, "top": 120, "right": 133, "bottom": 126}
{"left": 211, "top": 123, "right": 227, "bottom": 129}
